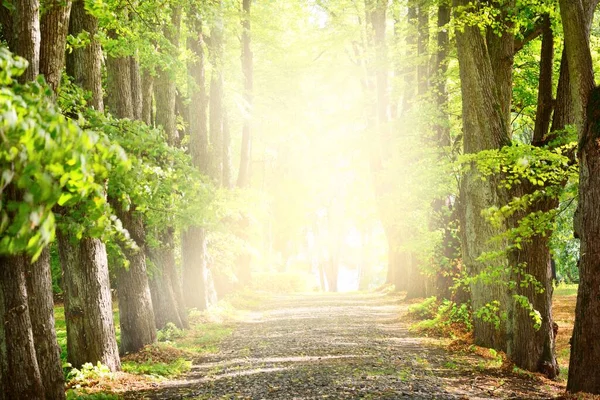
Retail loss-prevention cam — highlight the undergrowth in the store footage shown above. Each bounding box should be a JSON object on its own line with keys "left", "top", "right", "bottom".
{"left": 408, "top": 297, "right": 473, "bottom": 338}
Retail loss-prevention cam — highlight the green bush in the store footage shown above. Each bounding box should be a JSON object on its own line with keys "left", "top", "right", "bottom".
{"left": 157, "top": 322, "right": 185, "bottom": 342}
{"left": 122, "top": 358, "right": 191, "bottom": 378}
{"left": 408, "top": 296, "right": 438, "bottom": 319}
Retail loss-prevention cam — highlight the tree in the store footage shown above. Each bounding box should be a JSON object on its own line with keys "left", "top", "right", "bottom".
{"left": 558, "top": 0, "right": 600, "bottom": 393}
{"left": 453, "top": 0, "right": 513, "bottom": 351}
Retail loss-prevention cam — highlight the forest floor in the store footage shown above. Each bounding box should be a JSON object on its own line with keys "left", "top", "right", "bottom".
{"left": 108, "top": 290, "right": 574, "bottom": 400}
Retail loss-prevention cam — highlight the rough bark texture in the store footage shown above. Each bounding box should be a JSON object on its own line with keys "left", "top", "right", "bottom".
{"left": 559, "top": 0, "right": 600, "bottom": 393}
{"left": 13, "top": 0, "right": 40, "bottom": 82}
{"left": 66, "top": 0, "right": 103, "bottom": 111}
{"left": 114, "top": 208, "right": 157, "bottom": 354}
{"left": 453, "top": 0, "right": 512, "bottom": 351}
{"left": 107, "top": 45, "right": 160, "bottom": 352}
{"left": 237, "top": 0, "right": 253, "bottom": 188}
{"left": 39, "top": 0, "right": 72, "bottom": 92}
{"left": 106, "top": 55, "right": 134, "bottom": 118}
{"left": 24, "top": 249, "right": 65, "bottom": 399}
{"left": 505, "top": 17, "right": 558, "bottom": 378}
{"left": 58, "top": 233, "right": 120, "bottom": 371}
{"left": 130, "top": 56, "right": 143, "bottom": 121}
{"left": 0, "top": 255, "right": 45, "bottom": 400}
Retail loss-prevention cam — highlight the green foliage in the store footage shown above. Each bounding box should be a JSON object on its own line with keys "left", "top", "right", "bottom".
{"left": 0, "top": 47, "right": 123, "bottom": 258}
{"left": 408, "top": 296, "right": 438, "bottom": 320}
{"left": 66, "top": 391, "right": 121, "bottom": 400}
{"left": 65, "top": 362, "right": 113, "bottom": 389}
{"left": 122, "top": 358, "right": 191, "bottom": 378}
{"left": 157, "top": 322, "right": 185, "bottom": 342}
{"left": 474, "top": 301, "right": 505, "bottom": 330}
{"left": 410, "top": 298, "right": 473, "bottom": 337}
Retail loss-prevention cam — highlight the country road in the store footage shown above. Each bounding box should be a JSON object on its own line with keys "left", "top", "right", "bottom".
{"left": 126, "top": 292, "right": 562, "bottom": 399}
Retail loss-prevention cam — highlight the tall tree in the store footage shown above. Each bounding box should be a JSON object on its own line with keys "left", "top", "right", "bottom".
{"left": 558, "top": 0, "right": 600, "bottom": 393}
{"left": 32, "top": 1, "right": 72, "bottom": 396}
{"left": 208, "top": 0, "right": 225, "bottom": 185}
{"left": 150, "top": 5, "right": 189, "bottom": 329}
{"left": 453, "top": 0, "right": 513, "bottom": 351}
{"left": 0, "top": 3, "right": 48, "bottom": 399}
{"left": 60, "top": 1, "right": 120, "bottom": 370}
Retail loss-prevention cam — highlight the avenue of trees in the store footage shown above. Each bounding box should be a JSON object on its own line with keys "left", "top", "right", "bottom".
{"left": 2, "top": 0, "right": 600, "bottom": 398}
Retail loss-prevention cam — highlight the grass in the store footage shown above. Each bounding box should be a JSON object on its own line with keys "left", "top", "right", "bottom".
{"left": 53, "top": 290, "right": 264, "bottom": 396}
{"left": 553, "top": 283, "right": 578, "bottom": 381}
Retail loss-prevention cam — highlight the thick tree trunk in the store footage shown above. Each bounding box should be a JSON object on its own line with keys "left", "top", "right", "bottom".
{"left": 106, "top": 55, "right": 133, "bottom": 118}
{"left": 13, "top": 0, "right": 40, "bottom": 82}
{"left": 114, "top": 208, "right": 157, "bottom": 353}
{"left": 130, "top": 56, "right": 143, "bottom": 121}
{"left": 0, "top": 255, "right": 45, "bottom": 400}
{"left": 453, "top": 0, "right": 512, "bottom": 351}
{"left": 559, "top": 0, "right": 600, "bottom": 393}
{"left": 223, "top": 109, "right": 233, "bottom": 188}
{"left": 58, "top": 233, "right": 120, "bottom": 371}
{"left": 106, "top": 42, "right": 160, "bottom": 350}
{"left": 24, "top": 249, "right": 65, "bottom": 399}
{"left": 506, "top": 17, "right": 558, "bottom": 378}
{"left": 66, "top": 0, "right": 103, "bottom": 112}
{"left": 237, "top": 0, "right": 253, "bottom": 188}
{"left": 39, "top": 0, "right": 72, "bottom": 92}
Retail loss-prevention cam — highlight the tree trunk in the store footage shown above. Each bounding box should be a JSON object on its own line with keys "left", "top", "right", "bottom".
{"left": 453, "top": 0, "right": 512, "bottom": 351}
{"left": 24, "top": 249, "right": 65, "bottom": 399}
{"left": 559, "top": 0, "right": 600, "bottom": 393}
{"left": 13, "top": 0, "right": 40, "bottom": 82}
{"left": 237, "top": 0, "right": 253, "bottom": 188}
{"left": 141, "top": 71, "right": 153, "bottom": 125}
{"left": 58, "top": 233, "right": 120, "bottom": 371}
{"left": 66, "top": 0, "right": 103, "bottom": 112}
{"left": 39, "top": 0, "right": 72, "bottom": 92}
{"left": 114, "top": 208, "right": 157, "bottom": 353}
{"left": 106, "top": 36, "right": 161, "bottom": 350}
{"left": 0, "top": 255, "right": 45, "bottom": 400}
{"left": 506, "top": 17, "right": 558, "bottom": 378}
{"left": 223, "top": 109, "right": 233, "bottom": 188}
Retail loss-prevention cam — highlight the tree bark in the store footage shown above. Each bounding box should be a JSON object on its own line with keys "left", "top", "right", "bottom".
{"left": 0, "top": 255, "right": 45, "bottom": 400}
{"left": 141, "top": 71, "right": 153, "bottom": 126}
{"left": 237, "top": 0, "right": 253, "bottom": 188}
{"left": 130, "top": 56, "right": 143, "bottom": 121}
{"left": 39, "top": 0, "right": 72, "bottom": 92}
{"left": 453, "top": 0, "right": 512, "bottom": 351}
{"left": 505, "top": 17, "right": 558, "bottom": 378}
{"left": 58, "top": 233, "right": 120, "bottom": 371}
{"left": 559, "top": 0, "right": 600, "bottom": 393}
{"left": 13, "top": 0, "right": 40, "bottom": 82}
{"left": 66, "top": 0, "right": 103, "bottom": 112}
{"left": 24, "top": 249, "right": 65, "bottom": 399}
{"left": 114, "top": 208, "right": 157, "bottom": 353}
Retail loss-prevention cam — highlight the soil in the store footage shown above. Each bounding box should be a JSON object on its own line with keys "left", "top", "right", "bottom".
{"left": 124, "top": 291, "right": 565, "bottom": 399}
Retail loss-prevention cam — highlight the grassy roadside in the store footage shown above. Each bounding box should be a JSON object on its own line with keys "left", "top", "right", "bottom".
{"left": 59, "top": 289, "right": 269, "bottom": 399}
